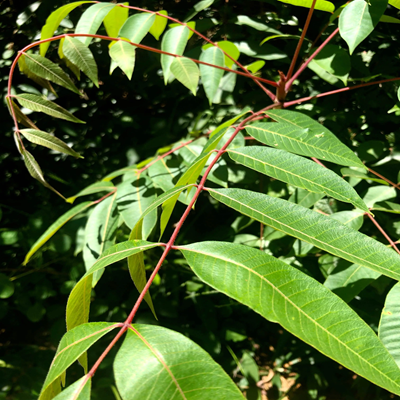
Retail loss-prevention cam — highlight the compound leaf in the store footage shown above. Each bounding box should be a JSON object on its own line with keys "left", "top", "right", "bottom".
{"left": 199, "top": 46, "right": 224, "bottom": 104}
{"left": 170, "top": 57, "right": 199, "bottom": 95}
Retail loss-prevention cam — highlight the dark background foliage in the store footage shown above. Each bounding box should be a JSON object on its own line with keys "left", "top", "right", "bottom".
{"left": 1, "top": 0, "right": 400, "bottom": 398}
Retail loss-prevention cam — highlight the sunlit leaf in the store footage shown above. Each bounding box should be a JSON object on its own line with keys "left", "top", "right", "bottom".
{"left": 149, "top": 10, "right": 168, "bottom": 40}
{"left": 52, "top": 376, "right": 91, "bottom": 400}
{"left": 199, "top": 47, "right": 224, "bottom": 105}
{"left": 67, "top": 181, "right": 115, "bottom": 204}
{"left": 170, "top": 57, "right": 199, "bottom": 95}
{"left": 168, "top": 21, "right": 196, "bottom": 39}
{"left": 119, "top": 13, "right": 155, "bottom": 43}
{"left": 109, "top": 41, "right": 135, "bottom": 80}
{"left": 245, "top": 60, "right": 265, "bottom": 73}
{"left": 6, "top": 98, "right": 39, "bottom": 130}
{"left": 278, "top": 0, "right": 334, "bottom": 12}
{"left": 203, "top": 41, "right": 240, "bottom": 68}
{"left": 103, "top": 2, "right": 128, "bottom": 38}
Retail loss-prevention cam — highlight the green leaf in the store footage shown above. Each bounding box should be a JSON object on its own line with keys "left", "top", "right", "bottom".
{"left": 260, "top": 34, "right": 304, "bottom": 45}
{"left": 341, "top": 167, "right": 388, "bottom": 185}
{"left": 246, "top": 109, "right": 365, "bottom": 168}
{"left": 109, "top": 41, "right": 136, "bottom": 80}
{"left": 308, "top": 44, "right": 351, "bottom": 85}
{"left": 75, "top": 3, "right": 116, "bottom": 46}
{"left": 40, "top": 1, "right": 94, "bottom": 56}
{"left": 24, "top": 201, "right": 94, "bottom": 265}
{"left": 289, "top": 188, "right": 325, "bottom": 208}
{"left": 67, "top": 181, "right": 115, "bottom": 204}
{"left": 279, "top": 0, "right": 334, "bottom": 12}
{"left": 6, "top": 98, "right": 39, "bottom": 130}
{"left": 398, "top": 86, "right": 400, "bottom": 101}
{"left": 0, "top": 274, "right": 14, "bottom": 299}
{"left": 58, "top": 38, "right": 81, "bottom": 80}
{"left": 62, "top": 36, "right": 99, "bottom": 87}
{"left": 21, "top": 149, "right": 66, "bottom": 201}
{"left": 363, "top": 185, "right": 396, "bottom": 208}
{"left": 203, "top": 41, "right": 240, "bottom": 68}
{"left": 179, "top": 241, "right": 400, "bottom": 395}
{"left": 245, "top": 60, "right": 265, "bottom": 74}
{"left": 390, "top": 0, "right": 400, "bottom": 9}
{"left": 372, "top": 201, "right": 400, "bottom": 214}
{"left": 52, "top": 376, "right": 91, "bottom": 400}
{"left": 118, "top": 13, "right": 155, "bottom": 43}
{"left": 379, "top": 282, "right": 400, "bottom": 367}
{"left": 103, "top": 2, "right": 128, "bottom": 38}
{"left": 83, "top": 193, "right": 119, "bottom": 286}
{"left": 227, "top": 146, "right": 368, "bottom": 212}
{"left": 14, "top": 94, "right": 85, "bottom": 123}
{"left": 114, "top": 324, "right": 244, "bottom": 399}
{"left": 149, "top": 10, "right": 168, "bottom": 40}
{"left": 184, "top": 0, "right": 214, "bottom": 22}
{"left": 208, "top": 188, "right": 400, "bottom": 281}
{"left": 161, "top": 25, "right": 190, "bottom": 84}
{"left": 170, "top": 57, "right": 200, "bottom": 95}
{"left": 20, "top": 129, "right": 83, "bottom": 158}
{"left": 339, "top": 0, "right": 388, "bottom": 54}
{"left": 66, "top": 240, "right": 161, "bottom": 331}
{"left": 380, "top": 14, "right": 400, "bottom": 23}
{"left": 24, "top": 53, "right": 80, "bottom": 94}
{"left": 168, "top": 21, "right": 196, "bottom": 39}
{"left": 39, "top": 322, "right": 117, "bottom": 399}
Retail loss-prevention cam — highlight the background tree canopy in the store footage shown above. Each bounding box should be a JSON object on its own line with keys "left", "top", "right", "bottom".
{"left": 1, "top": 0, "right": 400, "bottom": 399}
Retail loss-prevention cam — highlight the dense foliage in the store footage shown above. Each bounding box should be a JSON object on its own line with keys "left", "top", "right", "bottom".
{"left": 2, "top": 0, "right": 400, "bottom": 399}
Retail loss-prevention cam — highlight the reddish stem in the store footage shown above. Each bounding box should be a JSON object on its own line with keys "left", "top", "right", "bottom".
{"left": 93, "top": 187, "right": 117, "bottom": 204}
{"left": 311, "top": 157, "right": 326, "bottom": 167}
{"left": 286, "top": 27, "right": 339, "bottom": 91}
{"left": 366, "top": 213, "right": 400, "bottom": 255}
{"left": 286, "top": 0, "right": 318, "bottom": 81}
{"left": 368, "top": 168, "right": 400, "bottom": 190}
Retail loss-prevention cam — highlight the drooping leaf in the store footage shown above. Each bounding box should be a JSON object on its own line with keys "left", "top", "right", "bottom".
{"left": 278, "top": 0, "right": 334, "bottom": 12}
{"left": 114, "top": 324, "right": 244, "bottom": 399}
{"left": 339, "top": 0, "right": 388, "bottom": 54}
{"left": 6, "top": 98, "right": 39, "bottom": 130}
{"left": 170, "top": 57, "right": 199, "bottom": 95}
{"left": 199, "top": 46, "right": 225, "bottom": 105}
{"left": 21, "top": 149, "right": 66, "bottom": 201}
{"left": 161, "top": 25, "right": 190, "bottom": 84}
{"left": 52, "top": 376, "right": 91, "bottom": 400}
{"left": 67, "top": 181, "right": 115, "bottom": 204}
{"left": 149, "top": 10, "right": 168, "bottom": 40}
{"left": 14, "top": 94, "right": 85, "bottom": 123}
{"left": 40, "top": 1, "right": 94, "bottom": 56}
{"left": 379, "top": 282, "right": 400, "bottom": 367}
{"left": 179, "top": 241, "right": 400, "bottom": 395}
{"left": 20, "top": 129, "right": 83, "bottom": 158}
{"left": 203, "top": 41, "right": 240, "bottom": 68}
{"left": 24, "top": 201, "right": 94, "bottom": 265}
{"left": 58, "top": 38, "right": 81, "bottom": 80}
{"left": 227, "top": 146, "right": 369, "bottom": 212}
{"left": 118, "top": 12, "right": 155, "bottom": 43}
{"left": 208, "top": 188, "right": 400, "bottom": 281}
{"left": 39, "top": 323, "right": 117, "bottom": 399}
{"left": 62, "top": 36, "right": 99, "bottom": 87}
{"left": 109, "top": 41, "right": 136, "bottom": 80}
{"left": 83, "top": 193, "right": 119, "bottom": 286}
{"left": 75, "top": 3, "right": 116, "bottom": 46}
{"left": 246, "top": 109, "right": 365, "bottom": 168}
{"left": 103, "top": 2, "right": 128, "bottom": 38}
{"left": 23, "top": 53, "right": 80, "bottom": 94}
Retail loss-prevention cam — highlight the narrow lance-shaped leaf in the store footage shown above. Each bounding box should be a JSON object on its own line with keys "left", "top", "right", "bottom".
{"left": 246, "top": 109, "right": 365, "bottom": 168}
{"left": 39, "top": 322, "right": 117, "bottom": 400}
{"left": 199, "top": 46, "right": 225, "bottom": 105}
{"left": 14, "top": 94, "right": 85, "bottom": 123}
{"left": 24, "top": 53, "right": 81, "bottom": 94}
{"left": 114, "top": 324, "right": 245, "bottom": 400}
{"left": 40, "top": 1, "right": 94, "bottom": 56}
{"left": 149, "top": 10, "right": 168, "bottom": 40}
{"left": 227, "top": 146, "right": 369, "bottom": 212}
{"left": 379, "top": 282, "right": 400, "bottom": 367}
{"left": 23, "top": 201, "right": 94, "bottom": 265}
{"left": 58, "top": 38, "right": 81, "bottom": 80}
{"left": 208, "top": 188, "right": 400, "bottom": 281}
{"left": 67, "top": 181, "right": 115, "bottom": 204}
{"left": 161, "top": 25, "right": 190, "bottom": 84}
{"left": 52, "top": 376, "right": 91, "bottom": 400}
{"left": 6, "top": 98, "right": 39, "bottom": 130}
{"left": 20, "top": 129, "right": 83, "bottom": 158}
{"left": 170, "top": 57, "right": 199, "bottom": 95}
{"left": 339, "top": 0, "right": 388, "bottom": 54}
{"left": 179, "top": 241, "right": 400, "bottom": 396}
{"left": 75, "top": 3, "right": 116, "bottom": 46}
{"left": 62, "top": 36, "right": 99, "bottom": 87}
{"left": 278, "top": 0, "right": 334, "bottom": 12}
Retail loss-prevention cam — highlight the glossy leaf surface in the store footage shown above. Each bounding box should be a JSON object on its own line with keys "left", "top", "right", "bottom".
{"left": 170, "top": 57, "right": 199, "bottom": 95}
{"left": 114, "top": 324, "right": 244, "bottom": 399}
{"left": 180, "top": 241, "right": 400, "bottom": 395}
{"left": 118, "top": 13, "right": 155, "bottom": 43}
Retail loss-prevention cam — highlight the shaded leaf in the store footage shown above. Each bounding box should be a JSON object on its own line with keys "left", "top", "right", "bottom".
{"left": 6, "top": 98, "right": 39, "bottom": 130}
{"left": 341, "top": 167, "right": 388, "bottom": 185}
{"left": 170, "top": 57, "right": 199, "bottom": 95}
{"left": 149, "top": 10, "right": 168, "bottom": 40}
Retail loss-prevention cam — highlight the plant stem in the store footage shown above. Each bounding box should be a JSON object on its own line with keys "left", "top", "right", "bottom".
{"left": 368, "top": 168, "right": 400, "bottom": 190}
{"left": 366, "top": 213, "right": 400, "bottom": 255}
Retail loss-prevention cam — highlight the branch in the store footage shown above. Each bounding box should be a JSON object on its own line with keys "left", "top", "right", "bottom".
{"left": 366, "top": 213, "right": 400, "bottom": 256}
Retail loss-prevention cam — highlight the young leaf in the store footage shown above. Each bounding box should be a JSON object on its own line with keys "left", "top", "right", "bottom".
{"left": 114, "top": 325, "right": 245, "bottom": 399}
{"left": 23, "top": 201, "right": 94, "bottom": 265}
{"left": 227, "top": 146, "right": 369, "bottom": 212}
{"left": 247, "top": 109, "right": 365, "bottom": 168}
{"left": 40, "top": 1, "right": 94, "bottom": 56}
{"left": 39, "top": 322, "right": 117, "bottom": 399}
{"left": 103, "top": 2, "right": 128, "bottom": 38}
{"left": 278, "top": 0, "right": 334, "bottom": 12}
{"left": 75, "top": 3, "right": 116, "bottom": 46}
{"left": 67, "top": 181, "right": 115, "bottom": 204}
{"left": 83, "top": 193, "right": 119, "bottom": 286}
{"left": 207, "top": 188, "right": 400, "bottom": 281}
{"left": 118, "top": 13, "right": 155, "bottom": 43}
{"left": 179, "top": 241, "right": 400, "bottom": 395}
{"left": 390, "top": 0, "right": 400, "bottom": 9}
{"left": 339, "top": 0, "right": 388, "bottom": 54}
{"left": 14, "top": 94, "right": 85, "bottom": 123}
{"left": 170, "top": 57, "right": 200, "bottom": 95}
{"left": 161, "top": 25, "right": 190, "bottom": 84}
{"left": 23, "top": 53, "right": 81, "bottom": 94}
{"left": 203, "top": 41, "right": 240, "bottom": 68}
{"left": 20, "top": 129, "right": 83, "bottom": 158}
{"left": 379, "top": 282, "right": 400, "bottom": 367}
{"left": 149, "top": 10, "right": 168, "bottom": 40}
{"left": 62, "top": 36, "right": 99, "bottom": 87}
{"left": 109, "top": 41, "right": 136, "bottom": 80}
{"left": 52, "top": 376, "right": 91, "bottom": 400}
{"left": 199, "top": 47, "right": 224, "bottom": 104}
